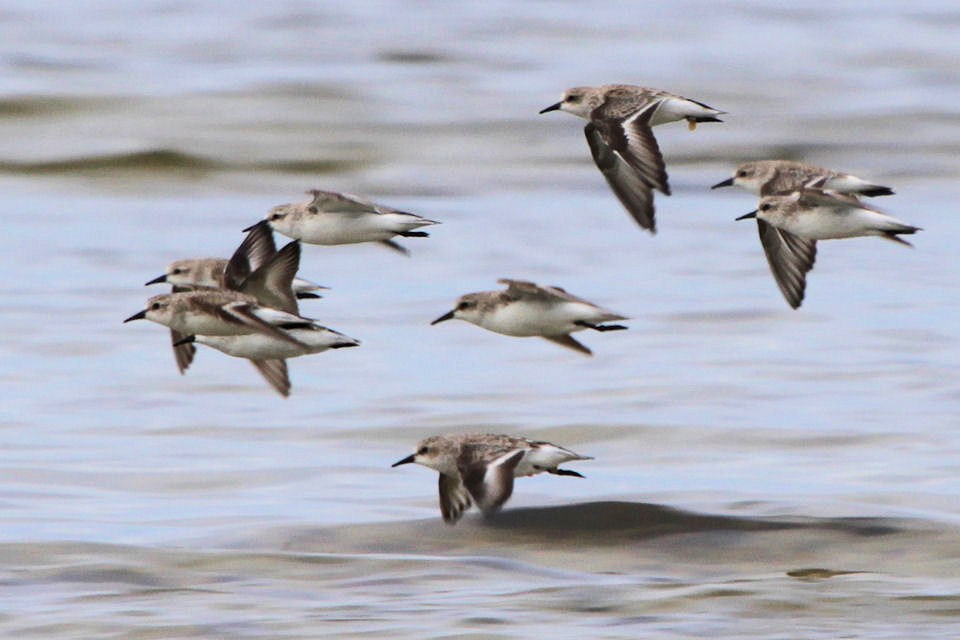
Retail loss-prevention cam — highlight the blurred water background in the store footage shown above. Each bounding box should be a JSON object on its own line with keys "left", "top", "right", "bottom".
{"left": 2, "top": 0, "right": 959, "bottom": 637}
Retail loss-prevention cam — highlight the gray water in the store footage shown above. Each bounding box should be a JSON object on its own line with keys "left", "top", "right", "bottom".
{"left": 2, "top": 1, "right": 960, "bottom": 637}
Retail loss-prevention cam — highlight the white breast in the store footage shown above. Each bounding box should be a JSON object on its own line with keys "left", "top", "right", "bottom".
{"left": 197, "top": 333, "right": 303, "bottom": 359}
{"left": 782, "top": 205, "right": 886, "bottom": 240}
{"left": 480, "top": 301, "right": 599, "bottom": 337}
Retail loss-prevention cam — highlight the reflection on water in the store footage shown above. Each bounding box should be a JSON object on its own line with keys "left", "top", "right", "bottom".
{"left": 2, "top": 0, "right": 960, "bottom": 637}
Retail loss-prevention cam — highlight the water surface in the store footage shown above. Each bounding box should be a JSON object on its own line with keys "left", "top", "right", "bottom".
{"left": 2, "top": 1, "right": 959, "bottom": 637}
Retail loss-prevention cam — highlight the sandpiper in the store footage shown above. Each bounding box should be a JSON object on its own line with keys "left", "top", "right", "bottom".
{"left": 251, "top": 189, "right": 440, "bottom": 255}
{"left": 392, "top": 433, "right": 593, "bottom": 524}
{"left": 711, "top": 160, "right": 895, "bottom": 197}
{"left": 144, "top": 222, "right": 325, "bottom": 374}
{"left": 124, "top": 289, "right": 311, "bottom": 343}
{"left": 124, "top": 288, "right": 322, "bottom": 396}
{"left": 146, "top": 258, "right": 325, "bottom": 300}
{"left": 430, "top": 278, "right": 628, "bottom": 355}
{"left": 540, "top": 84, "right": 724, "bottom": 233}
{"left": 736, "top": 189, "right": 921, "bottom": 308}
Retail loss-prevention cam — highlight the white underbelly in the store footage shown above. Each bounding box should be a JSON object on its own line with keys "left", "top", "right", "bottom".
{"left": 482, "top": 301, "right": 590, "bottom": 336}
{"left": 285, "top": 215, "right": 397, "bottom": 245}
{"left": 198, "top": 334, "right": 303, "bottom": 359}
{"left": 781, "top": 208, "right": 879, "bottom": 240}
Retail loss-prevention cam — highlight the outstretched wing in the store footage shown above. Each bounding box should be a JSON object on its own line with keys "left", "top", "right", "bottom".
{"left": 378, "top": 239, "right": 410, "bottom": 255}
{"left": 239, "top": 241, "right": 301, "bottom": 314}
{"left": 438, "top": 473, "right": 472, "bottom": 524}
{"left": 168, "top": 284, "right": 198, "bottom": 373}
{"left": 224, "top": 220, "right": 277, "bottom": 291}
{"left": 542, "top": 334, "right": 592, "bottom": 356}
{"left": 584, "top": 101, "right": 669, "bottom": 232}
{"left": 598, "top": 101, "right": 670, "bottom": 194}
{"left": 458, "top": 448, "right": 525, "bottom": 516}
{"left": 757, "top": 220, "right": 818, "bottom": 309}
{"left": 249, "top": 359, "right": 290, "bottom": 397}
{"left": 169, "top": 328, "right": 196, "bottom": 374}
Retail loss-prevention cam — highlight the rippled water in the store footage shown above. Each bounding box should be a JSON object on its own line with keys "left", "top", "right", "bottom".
{"left": 3, "top": 1, "right": 960, "bottom": 637}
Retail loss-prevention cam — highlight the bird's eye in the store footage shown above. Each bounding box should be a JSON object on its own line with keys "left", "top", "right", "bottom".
{"left": 566, "top": 93, "right": 581, "bottom": 102}
{"left": 171, "top": 268, "right": 182, "bottom": 275}
{"left": 456, "top": 301, "right": 470, "bottom": 311}
{"left": 150, "top": 302, "right": 161, "bottom": 310}
{"left": 760, "top": 203, "right": 772, "bottom": 211}
{"left": 737, "top": 170, "right": 748, "bottom": 177}
{"left": 418, "top": 446, "right": 429, "bottom": 455}
{"left": 270, "top": 213, "right": 283, "bottom": 221}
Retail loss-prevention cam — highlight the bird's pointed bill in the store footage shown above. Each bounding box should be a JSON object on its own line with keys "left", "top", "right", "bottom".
{"left": 123, "top": 309, "right": 147, "bottom": 323}
{"left": 144, "top": 274, "right": 168, "bottom": 286}
{"left": 539, "top": 102, "right": 562, "bottom": 114}
{"left": 711, "top": 177, "right": 735, "bottom": 189}
{"left": 430, "top": 310, "right": 455, "bottom": 325}
{"left": 736, "top": 211, "right": 758, "bottom": 220}
{"left": 392, "top": 454, "right": 416, "bottom": 467}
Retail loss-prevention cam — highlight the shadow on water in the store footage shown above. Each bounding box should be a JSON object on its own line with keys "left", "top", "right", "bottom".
{"left": 0, "top": 503, "right": 950, "bottom": 594}
{"left": 256, "top": 500, "right": 913, "bottom": 561}
{"left": 480, "top": 501, "right": 900, "bottom": 540}
{"left": 214, "top": 500, "right": 960, "bottom": 577}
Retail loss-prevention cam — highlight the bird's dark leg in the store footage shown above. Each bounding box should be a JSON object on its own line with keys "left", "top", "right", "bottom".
{"left": 548, "top": 468, "right": 585, "bottom": 478}
{"left": 575, "top": 320, "right": 628, "bottom": 332}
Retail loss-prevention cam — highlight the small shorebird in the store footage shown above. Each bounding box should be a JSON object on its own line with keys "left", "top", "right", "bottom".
{"left": 392, "top": 433, "right": 593, "bottom": 524}
{"left": 144, "top": 221, "right": 325, "bottom": 374}
{"left": 540, "top": 84, "right": 724, "bottom": 233}
{"left": 430, "top": 278, "right": 628, "bottom": 356}
{"left": 127, "top": 229, "right": 333, "bottom": 396}
{"left": 736, "top": 189, "right": 921, "bottom": 308}
{"left": 124, "top": 288, "right": 317, "bottom": 397}
{"left": 124, "top": 288, "right": 310, "bottom": 343}
{"left": 146, "top": 259, "right": 325, "bottom": 300}
{"left": 711, "top": 159, "right": 895, "bottom": 197}
{"left": 251, "top": 189, "right": 440, "bottom": 255}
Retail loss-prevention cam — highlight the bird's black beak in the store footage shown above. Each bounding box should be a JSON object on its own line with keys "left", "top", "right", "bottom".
{"left": 736, "top": 211, "right": 757, "bottom": 221}
{"left": 144, "top": 274, "right": 168, "bottom": 286}
{"left": 123, "top": 310, "right": 147, "bottom": 323}
{"left": 539, "top": 101, "right": 562, "bottom": 114}
{"left": 711, "top": 177, "right": 735, "bottom": 189}
{"left": 172, "top": 335, "right": 196, "bottom": 347}
{"left": 241, "top": 221, "right": 262, "bottom": 232}
{"left": 430, "top": 310, "right": 455, "bottom": 325}
{"left": 392, "top": 454, "right": 416, "bottom": 467}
